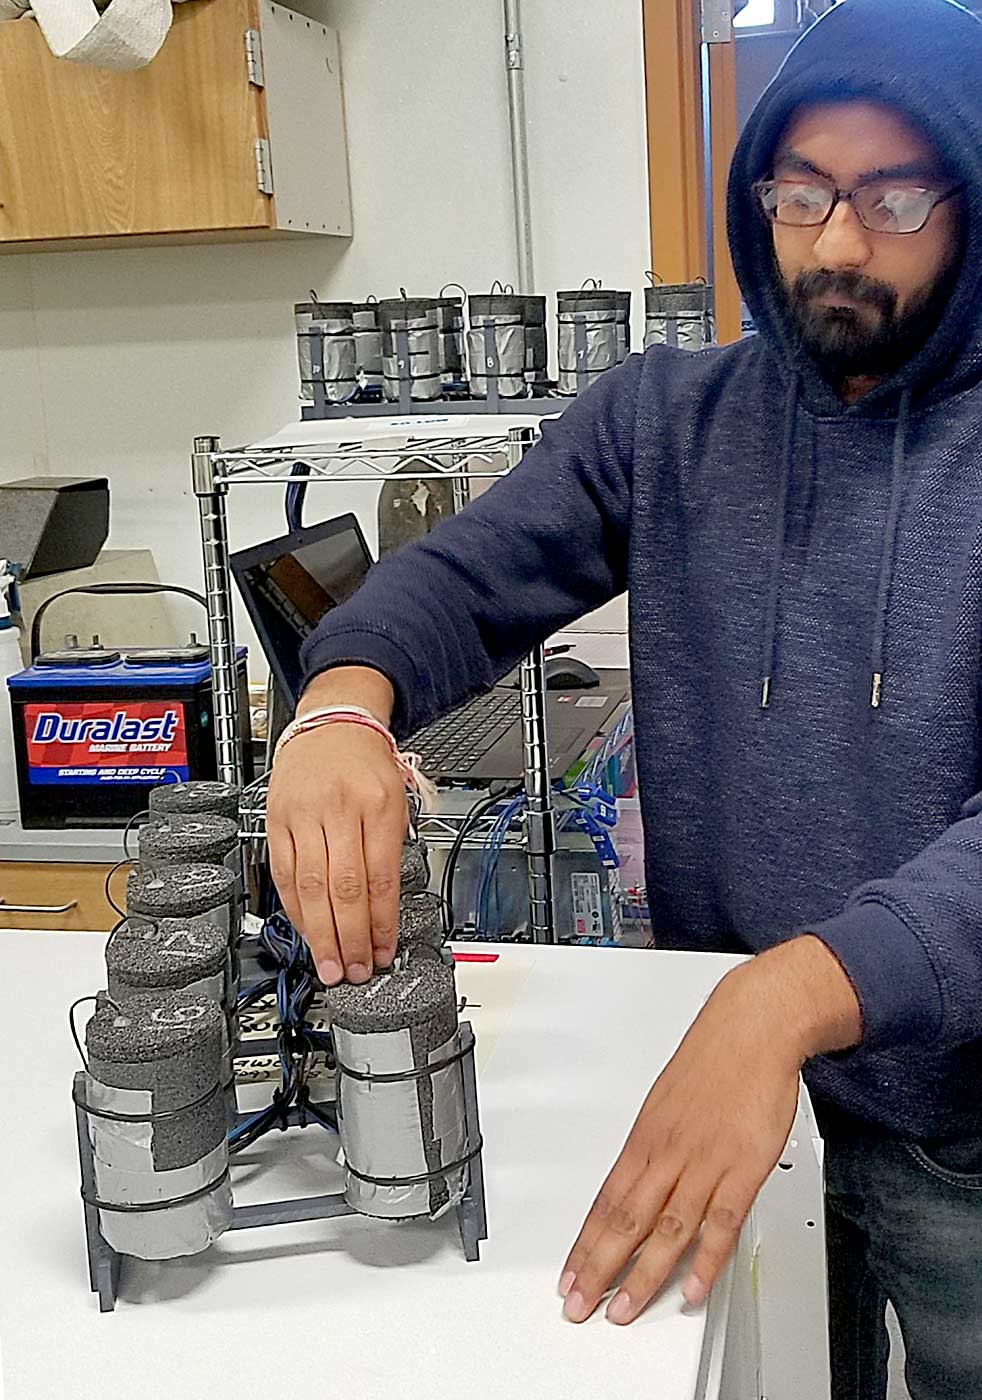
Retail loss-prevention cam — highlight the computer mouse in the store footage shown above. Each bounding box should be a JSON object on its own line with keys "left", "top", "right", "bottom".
{"left": 544, "top": 656, "right": 601, "bottom": 690}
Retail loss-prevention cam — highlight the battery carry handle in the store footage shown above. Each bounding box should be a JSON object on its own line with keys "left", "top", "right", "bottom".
{"left": 30, "top": 584, "right": 208, "bottom": 663}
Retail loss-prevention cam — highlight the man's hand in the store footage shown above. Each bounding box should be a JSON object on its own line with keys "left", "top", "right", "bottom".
{"left": 559, "top": 935, "right": 862, "bottom": 1325}
{"left": 266, "top": 666, "right": 408, "bottom": 986}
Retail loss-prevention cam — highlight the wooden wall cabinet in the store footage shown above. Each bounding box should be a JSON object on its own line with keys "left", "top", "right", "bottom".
{"left": 0, "top": 0, "right": 352, "bottom": 250}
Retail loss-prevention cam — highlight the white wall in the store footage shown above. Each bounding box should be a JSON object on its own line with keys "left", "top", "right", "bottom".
{"left": 0, "top": 0, "right": 649, "bottom": 671}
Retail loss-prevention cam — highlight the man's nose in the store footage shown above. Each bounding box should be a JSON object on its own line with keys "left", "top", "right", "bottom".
{"left": 811, "top": 199, "right": 872, "bottom": 270}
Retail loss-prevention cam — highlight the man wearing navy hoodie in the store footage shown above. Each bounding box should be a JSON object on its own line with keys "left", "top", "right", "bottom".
{"left": 267, "top": 0, "right": 982, "bottom": 1393}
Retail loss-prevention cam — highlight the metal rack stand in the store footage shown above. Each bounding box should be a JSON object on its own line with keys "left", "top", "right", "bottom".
{"left": 192, "top": 420, "right": 558, "bottom": 943}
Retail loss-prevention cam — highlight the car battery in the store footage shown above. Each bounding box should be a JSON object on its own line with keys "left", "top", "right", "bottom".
{"left": 7, "top": 648, "right": 252, "bottom": 829}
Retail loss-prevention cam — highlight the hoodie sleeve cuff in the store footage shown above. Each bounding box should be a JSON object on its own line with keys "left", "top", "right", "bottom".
{"left": 299, "top": 629, "right": 420, "bottom": 738}
{"left": 808, "top": 900, "right": 943, "bottom": 1052}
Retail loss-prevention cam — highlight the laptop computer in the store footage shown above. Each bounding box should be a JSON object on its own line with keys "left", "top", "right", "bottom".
{"left": 231, "top": 513, "right": 630, "bottom": 784}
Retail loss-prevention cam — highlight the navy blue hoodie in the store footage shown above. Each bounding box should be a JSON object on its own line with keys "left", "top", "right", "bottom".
{"left": 303, "top": 0, "right": 982, "bottom": 1139}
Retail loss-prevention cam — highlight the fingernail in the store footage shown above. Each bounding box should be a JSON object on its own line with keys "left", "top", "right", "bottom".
{"left": 563, "top": 1290, "right": 589, "bottom": 1323}
{"left": 606, "top": 1291, "right": 633, "bottom": 1324}
{"left": 682, "top": 1272, "right": 707, "bottom": 1308}
{"left": 319, "top": 959, "right": 343, "bottom": 985}
{"left": 558, "top": 1270, "right": 576, "bottom": 1299}
{"left": 347, "top": 962, "right": 371, "bottom": 984}
{"left": 376, "top": 947, "right": 397, "bottom": 970}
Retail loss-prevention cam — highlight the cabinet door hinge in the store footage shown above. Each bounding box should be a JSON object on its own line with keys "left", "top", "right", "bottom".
{"left": 701, "top": 0, "right": 734, "bottom": 42}
{"left": 245, "top": 26, "right": 265, "bottom": 86}
{"left": 254, "top": 137, "right": 274, "bottom": 196}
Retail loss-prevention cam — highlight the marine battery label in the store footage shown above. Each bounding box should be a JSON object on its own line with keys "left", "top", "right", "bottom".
{"left": 24, "top": 701, "right": 189, "bottom": 785}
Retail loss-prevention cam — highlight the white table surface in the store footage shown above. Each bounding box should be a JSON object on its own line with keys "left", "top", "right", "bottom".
{"left": 0, "top": 931, "right": 747, "bottom": 1400}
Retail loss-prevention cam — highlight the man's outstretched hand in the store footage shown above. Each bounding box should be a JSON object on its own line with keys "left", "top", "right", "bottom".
{"left": 559, "top": 935, "right": 862, "bottom": 1325}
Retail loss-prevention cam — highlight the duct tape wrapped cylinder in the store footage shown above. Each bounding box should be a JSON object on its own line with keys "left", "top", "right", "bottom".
{"left": 379, "top": 298, "right": 442, "bottom": 402}
{"left": 81, "top": 992, "right": 232, "bottom": 1260}
{"left": 467, "top": 293, "right": 528, "bottom": 399}
{"left": 329, "top": 955, "right": 470, "bottom": 1221}
{"left": 557, "top": 289, "right": 620, "bottom": 395}
{"left": 644, "top": 281, "right": 714, "bottom": 352}
{"left": 294, "top": 302, "right": 358, "bottom": 405}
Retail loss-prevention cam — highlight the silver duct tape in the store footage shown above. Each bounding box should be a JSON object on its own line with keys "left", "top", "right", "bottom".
{"left": 354, "top": 325, "right": 383, "bottom": 381}
{"left": 381, "top": 323, "right": 442, "bottom": 401}
{"left": 466, "top": 322, "right": 527, "bottom": 399}
{"left": 616, "top": 319, "right": 630, "bottom": 363}
{"left": 644, "top": 314, "right": 713, "bottom": 352}
{"left": 318, "top": 325, "right": 358, "bottom": 403}
{"left": 557, "top": 313, "right": 619, "bottom": 396}
{"left": 333, "top": 1025, "right": 467, "bottom": 1220}
{"left": 295, "top": 304, "right": 317, "bottom": 401}
{"left": 85, "top": 1078, "right": 232, "bottom": 1259}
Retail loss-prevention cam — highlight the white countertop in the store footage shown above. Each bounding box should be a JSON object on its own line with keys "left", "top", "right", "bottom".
{"left": 0, "top": 818, "right": 127, "bottom": 865}
{"left": 0, "top": 934, "right": 754, "bottom": 1400}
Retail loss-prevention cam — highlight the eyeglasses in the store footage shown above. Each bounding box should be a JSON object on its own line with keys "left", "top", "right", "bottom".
{"left": 753, "top": 177, "right": 963, "bottom": 235}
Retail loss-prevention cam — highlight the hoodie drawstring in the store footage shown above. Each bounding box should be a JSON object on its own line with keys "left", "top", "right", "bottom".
{"left": 759, "top": 381, "right": 911, "bottom": 711}
{"left": 759, "top": 375, "right": 799, "bottom": 708}
{"left": 870, "top": 388, "right": 911, "bottom": 708}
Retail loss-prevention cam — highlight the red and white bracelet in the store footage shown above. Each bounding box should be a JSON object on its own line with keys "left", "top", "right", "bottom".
{"left": 273, "top": 705, "right": 436, "bottom": 806}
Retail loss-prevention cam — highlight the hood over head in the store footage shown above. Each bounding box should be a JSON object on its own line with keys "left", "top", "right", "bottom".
{"left": 728, "top": 0, "right": 982, "bottom": 414}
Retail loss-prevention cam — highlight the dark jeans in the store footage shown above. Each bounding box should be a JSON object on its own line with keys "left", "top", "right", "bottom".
{"left": 816, "top": 1101, "right": 982, "bottom": 1400}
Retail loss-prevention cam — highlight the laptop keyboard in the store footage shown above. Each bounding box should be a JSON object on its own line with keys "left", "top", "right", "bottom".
{"left": 408, "top": 691, "right": 523, "bottom": 775}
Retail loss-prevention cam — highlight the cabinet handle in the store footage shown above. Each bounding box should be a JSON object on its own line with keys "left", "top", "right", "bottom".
{"left": 0, "top": 897, "right": 79, "bottom": 914}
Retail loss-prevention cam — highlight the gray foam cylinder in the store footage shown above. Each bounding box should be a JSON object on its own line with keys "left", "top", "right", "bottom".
{"left": 84, "top": 991, "right": 232, "bottom": 1259}
{"left": 138, "top": 815, "right": 238, "bottom": 870}
{"left": 397, "top": 891, "right": 444, "bottom": 959}
{"left": 329, "top": 957, "right": 467, "bottom": 1220}
{"left": 400, "top": 838, "right": 429, "bottom": 895}
{"left": 127, "top": 863, "right": 237, "bottom": 942}
{"left": 149, "top": 780, "right": 240, "bottom": 824}
{"left": 107, "top": 913, "right": 239, "bottom": 1126}
{"left": 106, "top": 913, "right": 229, "bottom": 999}
{"left": 138, "top": 813, "right": 245, "bottom": 933}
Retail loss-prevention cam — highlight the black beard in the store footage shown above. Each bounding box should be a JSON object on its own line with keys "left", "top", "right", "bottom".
{"left": 784, "top": 266, "right": 953, "bottom": 381}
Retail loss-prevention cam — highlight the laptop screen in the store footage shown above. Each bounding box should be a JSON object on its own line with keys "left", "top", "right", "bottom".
{"left": 231, "top": 513, "right": 373, "bottom": 704}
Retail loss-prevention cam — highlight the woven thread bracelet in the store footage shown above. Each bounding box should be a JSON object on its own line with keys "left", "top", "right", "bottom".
{"left": 273, "top": 705, "right": 437, "bottom": 807}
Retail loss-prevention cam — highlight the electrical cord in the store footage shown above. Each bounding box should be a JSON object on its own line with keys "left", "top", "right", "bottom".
{"left": 440, "top": 783, "right": 523, "bottom": 938}
{"left": 228, "top": 911, "right": 335, "bottom": 1154}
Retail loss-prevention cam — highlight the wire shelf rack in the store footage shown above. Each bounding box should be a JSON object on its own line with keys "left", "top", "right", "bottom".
{"left": 238, "top": 771, "right": 526, "bottom": 852}
{"left": 211, "top": 436, "right": 518, "bottom": 485}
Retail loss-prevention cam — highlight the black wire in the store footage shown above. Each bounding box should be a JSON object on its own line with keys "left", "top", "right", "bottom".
{"left": 122, "top": 808, "right": 150, "bottom": 861}
{"left": 104, "top": 859, "right": 133, "bottom": 917}
{"left": 68, "top": 996, "right": 97, "bottom": 1066}
{"left": 441, "top": 783, "right": 522, "bottom": 937}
